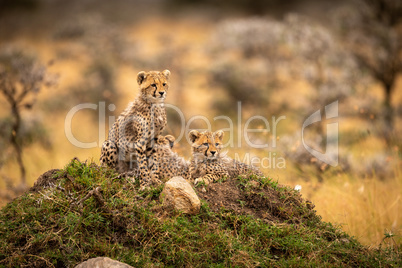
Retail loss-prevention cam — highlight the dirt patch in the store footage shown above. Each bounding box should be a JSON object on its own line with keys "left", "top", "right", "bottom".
{"left": 29, "top": 169, "right": 61, "bottom": 192}
{"left": 196, "top": 178, "right": 318, "bottom": 224}
{"left": 29, "top": 168, "right": 317, "bottom": 225}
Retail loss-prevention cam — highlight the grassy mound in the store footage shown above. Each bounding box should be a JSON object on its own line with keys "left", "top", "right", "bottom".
{"left": 0, "top": 158, "right": 399, "bottom": 267}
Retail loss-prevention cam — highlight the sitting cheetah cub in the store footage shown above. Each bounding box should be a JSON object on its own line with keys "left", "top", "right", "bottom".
{"left": 100, "top": 70, "right": 170, "bottom": 189}
{"left": 189, "top": 130, "right": 263, "bottom": 186}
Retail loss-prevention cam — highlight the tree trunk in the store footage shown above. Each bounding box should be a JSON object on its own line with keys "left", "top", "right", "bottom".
{"left": 10, "top": 103, "right": 26, "bottom": 185}
{"left": 383, "top": 82, "right": 393, "bottom": 143}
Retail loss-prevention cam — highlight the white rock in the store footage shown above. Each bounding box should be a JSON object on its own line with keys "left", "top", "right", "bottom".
{"left": 75, "top": 257, "right": 133, "bottom": 268}
{"left": 160, "top": 176, "right": 201, "bottom": 215}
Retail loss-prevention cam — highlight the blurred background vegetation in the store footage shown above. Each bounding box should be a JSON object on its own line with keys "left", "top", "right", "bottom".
{"left": 0, "top": 0, "right": 401, "bottom": 247}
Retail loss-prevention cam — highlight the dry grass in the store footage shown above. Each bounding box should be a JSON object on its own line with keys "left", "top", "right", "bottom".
{"left": 305, "top": 169, "right": 401, "bottom": 246}
{"left": 225, "top": 141, "right": 402, "bottom": 247}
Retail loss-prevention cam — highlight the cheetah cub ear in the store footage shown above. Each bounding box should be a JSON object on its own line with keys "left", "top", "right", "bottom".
{"left": 165, "top": 135, "right": 176, "bottom": 149}
{"left": 189, "top": 130, "right": 200, "bottom": 143}
{"left": 162, "top": 69, "right": 170, "bottom": 79}
{"left": 214, "top": 130, "right": 224, "bottom": 141}
{"left": 137, "top": 71, "right": 146, "bottom": 85}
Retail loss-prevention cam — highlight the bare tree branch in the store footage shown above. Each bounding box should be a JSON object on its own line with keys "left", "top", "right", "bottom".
{"left": 0, "top": 49, "right": 57, "bottom": 194}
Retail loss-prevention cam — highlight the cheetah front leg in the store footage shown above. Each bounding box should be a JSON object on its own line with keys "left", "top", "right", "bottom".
{"left": 144, "top": 139, "right": 162, "bottom": 187}
{"left": 133, "top": 141, "right": 151, "bottom": 189}
{"left": 194, "top": 174, "right": 220, "bottom": 186}
{"left": 194, "top": 170, "right": 229, "bottom": 186}
{"left": 148, "top": 152, "right": 161, "bottom": 185}
{"left": 133, "top": 139, "right": 161, "bottom": 190}
{"left": 100, "top": 140, "right": 118, "bottom": 168}
{"left": 146, "top": 111, "right": 162, "bottom": 186}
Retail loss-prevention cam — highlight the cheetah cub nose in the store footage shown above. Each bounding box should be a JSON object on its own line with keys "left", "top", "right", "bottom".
{"left": 159, "top": 92, "right": 165, "bottom": 97}
{"left": 210, "top": 151, "right": 216, "bottom": 156}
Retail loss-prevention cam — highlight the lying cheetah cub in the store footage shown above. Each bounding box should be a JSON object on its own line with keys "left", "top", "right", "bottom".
{"left": 189, "top": 130, "right": 229, "bottom": 185}
{"left": 152, "top": 135, "right": 190, "bottom": 181}
{"left": 100, "top": 70, "right": 170, "bottom": 189}
{"left": 189, "top": 130, "right": 263, "bottom": 185}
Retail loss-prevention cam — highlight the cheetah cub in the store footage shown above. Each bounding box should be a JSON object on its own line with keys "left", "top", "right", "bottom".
{"left": 118, "top": 135, "right": 190, "bottom": 182}
{"left": 100, "top": 70, "right": 170, "bottom": 189}
{"left": 188, "top": 130, "right": 229, "bottom": 185}
{"left": 189, "top": 130, "right": 263, "bottom": 186}
{"left": 151, "top": 135, "right": 190, "bottom": 181}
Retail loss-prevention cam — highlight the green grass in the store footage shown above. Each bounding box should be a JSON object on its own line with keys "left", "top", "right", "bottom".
{"left": 0, "top": 158, "right": 400, "bottom": 267}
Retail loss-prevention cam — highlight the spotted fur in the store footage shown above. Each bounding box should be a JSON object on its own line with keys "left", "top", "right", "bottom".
{"left": 189, "top": 130, "right": 263, "bottom": 185}
{"left": 188, "top": 130, "right": 229, "bottom": 185}
{"left": 151, "top": 135, "right": 190, "bottom": 181}
{"left": 115, "top": 135, "right": 190, "bottom": 181}
{"left": 100, "top": 70, "right": 170, "bottom": 189}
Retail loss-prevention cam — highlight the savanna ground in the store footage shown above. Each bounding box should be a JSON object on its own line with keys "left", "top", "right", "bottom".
{"left": 0, "top": 0, "right": 401, "bottom": 250}
{"left": 1, "top": 159, "right": 399, "bottom": 267}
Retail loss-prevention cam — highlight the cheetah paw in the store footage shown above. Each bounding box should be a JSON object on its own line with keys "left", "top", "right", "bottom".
{"left": 139, "top": 184, "right": 150, "bottom": 191}
{"left": 151, "top": 178, "right": 162, "bottom": 186}
{"left": 194, "top": 177, "right": 209, "bottom": 186}
{"left": 150, "top": 174, "right": 162, "bottom": 186}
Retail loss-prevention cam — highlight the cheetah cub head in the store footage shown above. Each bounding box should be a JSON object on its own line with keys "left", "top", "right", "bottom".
{"left": 154, "top": 134, "right": 175, "bottom": 150}
{"left": 137, "top": 69, "right": 170, "bottom": 104}
{"left": 189, "top": 130, "right": 224, "bottom": 161}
